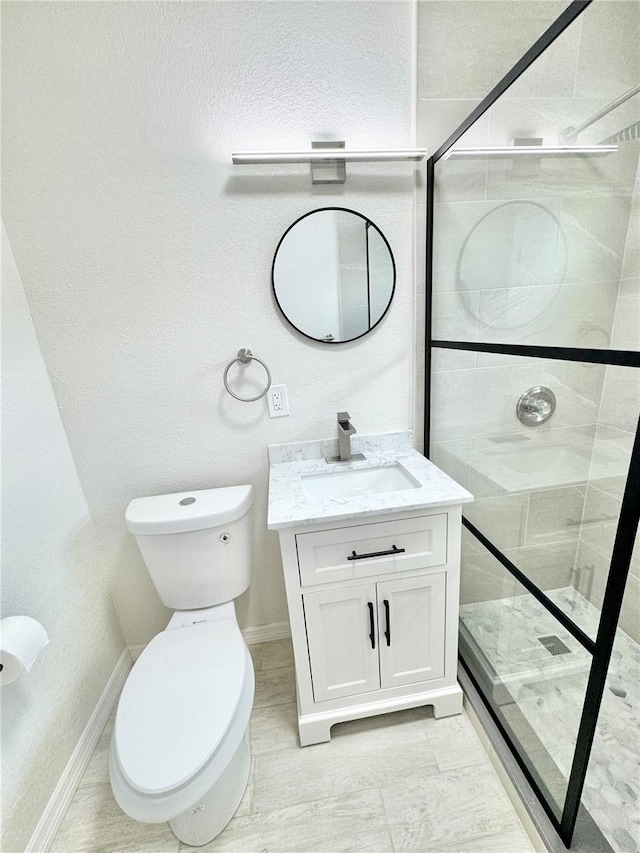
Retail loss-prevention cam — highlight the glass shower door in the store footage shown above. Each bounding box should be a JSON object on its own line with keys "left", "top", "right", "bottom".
{"left": 425, "top": 1, "right": 640, "bottom": 847}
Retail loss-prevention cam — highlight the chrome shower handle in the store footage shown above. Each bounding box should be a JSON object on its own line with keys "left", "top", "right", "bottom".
{"left": 516, "top": 386, "right": 556, "bottom": 426}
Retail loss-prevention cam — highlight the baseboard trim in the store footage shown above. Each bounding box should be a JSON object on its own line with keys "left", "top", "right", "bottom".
{"left": 242, "top": 620, "right": 291, "bottom": 645}
{"left": 128, "top": 642, "right": 146, "bottom": 661}
{"left": 128, "top": 620, "right": 291, "bottom": 661}
{"left": 25, "top": 649, "right": 132, "bottom": 853}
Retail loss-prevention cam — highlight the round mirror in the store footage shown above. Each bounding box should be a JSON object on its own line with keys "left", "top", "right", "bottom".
{"left": 272, "top": 207, "right": 396, "bottom": 343}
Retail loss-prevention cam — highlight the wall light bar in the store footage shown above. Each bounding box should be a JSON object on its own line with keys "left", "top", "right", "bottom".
{"left": 443, "top": 145, "right": 618, "bottom": 160}
{"left": 231, "top": 148, "right": 426, "bottom": 164}
{"left": 232, "top": 141, "right": 426, "bottom": 184}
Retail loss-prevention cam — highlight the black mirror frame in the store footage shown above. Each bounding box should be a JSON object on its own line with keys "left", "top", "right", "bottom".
{"left": 271, "top": 206, "right": 397, "bottom": 344}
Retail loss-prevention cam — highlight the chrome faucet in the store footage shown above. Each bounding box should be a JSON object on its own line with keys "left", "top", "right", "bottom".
{"left": 325, "top": 412, "right": 366, "bottom": 464}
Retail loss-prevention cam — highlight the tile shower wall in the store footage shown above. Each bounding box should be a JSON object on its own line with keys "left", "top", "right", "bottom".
{"left": 415, "top": 1, "right": 640, "bottom": 609}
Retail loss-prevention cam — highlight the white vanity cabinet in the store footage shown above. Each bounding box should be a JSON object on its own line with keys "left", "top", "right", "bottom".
{"left": 304, "top": 570, "right": 446, "bottom": 702}
{"left": 275, "top": 504, "right": 466, "bottom": 746}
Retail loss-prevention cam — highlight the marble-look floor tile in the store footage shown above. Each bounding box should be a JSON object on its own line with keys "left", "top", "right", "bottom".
{"left": 253, "top": 664, "right": 296, "bottom": 708}
{"left": 250, "top": 700, "right": 299, "bottom": 754}
{"left": 430, "top": 827, "right": 536, "bottom": 852}
{"left": 381, "top": 764, "right": 524, "bottom": 851}
{"left": 248, "top": 643, "right": 262, "bottom": 671}
{"left": 253, "top": 722, "right": 438, "bottom": 814}
{"left": 180, "top": 789, "right": 393, "bottom": 853}
{"left": 259, "top": 637, "right": 294, "bottom": 671}
{"left": 51, "top": 640, "right": 537, "bottom": 853}
{"left": 50, "top": 783, "right": 179, "bottom": 853}
{"left": 425, "top": 711, "right": 488, "bottom": 772}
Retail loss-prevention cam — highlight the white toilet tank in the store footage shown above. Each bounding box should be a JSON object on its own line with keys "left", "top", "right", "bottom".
{"left": 125, "top": 485, "right": 253, "bottom": 610}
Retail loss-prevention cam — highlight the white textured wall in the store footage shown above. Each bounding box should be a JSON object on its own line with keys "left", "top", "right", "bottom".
{"left": 1, "top": 227, "right": 126, "bottom": 853}
{"left": 2, "top": 1, "right": 415, "bottom": 646}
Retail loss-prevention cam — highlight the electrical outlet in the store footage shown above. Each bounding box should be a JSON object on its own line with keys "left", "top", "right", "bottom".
{"left": 267, "top": 384, "right": 289, "bottom": 418}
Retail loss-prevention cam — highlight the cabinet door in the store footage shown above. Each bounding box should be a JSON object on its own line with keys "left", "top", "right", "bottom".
{"left": 304, "top": 583, "right": 380, "bottom": 702}
{"left": 377, "top": 572, "right": 446, "bottom": 690}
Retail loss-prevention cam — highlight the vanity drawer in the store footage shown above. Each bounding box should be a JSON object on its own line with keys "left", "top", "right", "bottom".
{"left": 296, "top": 514, "right": 448, "bottom": 586}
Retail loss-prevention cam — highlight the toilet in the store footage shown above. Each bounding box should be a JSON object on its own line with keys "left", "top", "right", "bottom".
{"left": 109, "top": 485, "right": 255, "bottom": 847}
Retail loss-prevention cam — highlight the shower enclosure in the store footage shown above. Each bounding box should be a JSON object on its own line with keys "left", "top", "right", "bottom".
{"left": 423, "top": 1, "right": 639, "bottom": 849}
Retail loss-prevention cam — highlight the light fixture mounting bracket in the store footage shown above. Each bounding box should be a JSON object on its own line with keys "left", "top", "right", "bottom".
{"left": 311, "top": 140, "right": 346, "bottom": 185}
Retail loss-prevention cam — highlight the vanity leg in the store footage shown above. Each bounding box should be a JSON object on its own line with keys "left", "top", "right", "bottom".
{"left": 298, "top": 716, "right": 332, "bottom": 747}
{"left": 431, "top": 686, "right": 464, "bottom": 719}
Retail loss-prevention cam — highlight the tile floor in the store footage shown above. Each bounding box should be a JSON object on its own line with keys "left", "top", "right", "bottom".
{"left": 51, "top": 639, "right": 536, "bottom": 853}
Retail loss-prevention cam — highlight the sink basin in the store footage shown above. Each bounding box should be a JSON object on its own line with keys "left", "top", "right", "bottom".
{"left": 301, "top": 463, "right": 421, "bottom": 500}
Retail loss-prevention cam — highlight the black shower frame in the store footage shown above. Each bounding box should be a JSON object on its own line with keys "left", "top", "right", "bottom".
{"left": 422, "top": 0, "right": 640, "bottom": 846}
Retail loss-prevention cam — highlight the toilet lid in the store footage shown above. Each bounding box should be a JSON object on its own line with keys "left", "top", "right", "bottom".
{"left": 114, "top": 620, "right": 247, "bottom": 796}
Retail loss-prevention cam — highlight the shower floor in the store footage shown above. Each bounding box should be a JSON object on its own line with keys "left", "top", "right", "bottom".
{"left": 460, "top": 587, "right": 640, "bottom": 853}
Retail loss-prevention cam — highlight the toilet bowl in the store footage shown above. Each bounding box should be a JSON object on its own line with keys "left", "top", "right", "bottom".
{"left": 110, "top": 485, "right": 255, "bottom": 847}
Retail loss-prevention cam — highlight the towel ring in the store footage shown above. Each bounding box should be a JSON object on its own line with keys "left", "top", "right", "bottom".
{"left": 223, "top": 348, "right": 272, "bottom": 402}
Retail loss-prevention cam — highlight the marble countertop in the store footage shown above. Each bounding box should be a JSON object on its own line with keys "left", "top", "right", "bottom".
{"left": 268, "top": 431, "right": 473, "bottom": 530}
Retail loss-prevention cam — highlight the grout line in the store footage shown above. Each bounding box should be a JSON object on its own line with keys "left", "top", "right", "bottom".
{"left": 498, "top": 542, "right": 578, "bottom": 564}
{"left": 586, "top": 482, "right": 623, "bottom": 502}
{"left": 430, "top": 356, "right": 609, "bottom": 374}
{"left": 253, "top": 763, "right": 425, "bottom": 819}
{"left": 413, "top": 95, "right": 613, "bottom": 104}
{"left": 375, "top": 788, "right": 398, "bottom": 853}
{"left": 255, "top": 660, "right": 296, "bottom": 675}
{"left": 434, "top": 190, "right": 635, "bottom": 206}
{"left": 570, "top": 13, "right": 583, "bottom": 99}
{"left": 483, "top": 152, "right": 489, "bottom": 201}
{"left": 522, "top": 490, "right": 533, "bottom": 549}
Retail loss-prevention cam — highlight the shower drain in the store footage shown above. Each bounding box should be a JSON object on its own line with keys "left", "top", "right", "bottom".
{"left": 537, "top": 635, "right": 572, "bottom": 656}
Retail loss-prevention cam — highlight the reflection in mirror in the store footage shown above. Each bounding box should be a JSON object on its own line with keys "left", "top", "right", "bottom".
{"left": 457, "top": 201, "right": 567, "bottom": 330}
{"left": 272, "top": 208, "right": 395, "bottom": 343}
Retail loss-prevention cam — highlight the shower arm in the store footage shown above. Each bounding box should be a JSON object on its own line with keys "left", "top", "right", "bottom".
{"left": 559, "top": 84, "right": 640, "bottom": 144}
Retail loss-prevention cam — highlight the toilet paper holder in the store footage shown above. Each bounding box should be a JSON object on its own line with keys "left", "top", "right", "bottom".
{"left": 0, "top": 616, "right": 50, "bottom": 687}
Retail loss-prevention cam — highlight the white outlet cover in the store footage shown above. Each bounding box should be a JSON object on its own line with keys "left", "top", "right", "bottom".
{"left": 268, "top": 384, "right": 289, "bottom": 418}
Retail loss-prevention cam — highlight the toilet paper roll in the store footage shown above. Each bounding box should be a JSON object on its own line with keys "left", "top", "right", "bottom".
{"left": 0, "top": 616, "right": 50, "bottom": 686}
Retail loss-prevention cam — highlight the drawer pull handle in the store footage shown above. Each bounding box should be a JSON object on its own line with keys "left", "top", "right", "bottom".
{"left": 383, "top": 599, "right": 391, "bottom": 646}
{"left": 348, "top": 544, "right": 406, "bottom": 561}
{"left": 367, "top": 602, "right": 376, "bottom": 649}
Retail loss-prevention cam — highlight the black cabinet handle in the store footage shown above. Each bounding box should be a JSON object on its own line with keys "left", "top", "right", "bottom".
{"left": 383, "top": 599, "right": 391, "bottom": 646}
{"left": 367, "top": 602, "right": 376, "bottom": 649}
{"left": 348, "top": 544, "right": 406, "bottom": 561}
